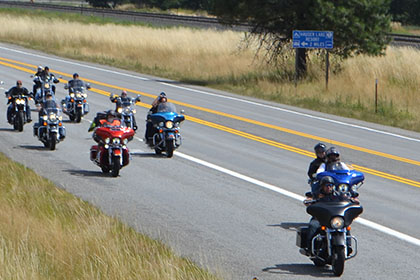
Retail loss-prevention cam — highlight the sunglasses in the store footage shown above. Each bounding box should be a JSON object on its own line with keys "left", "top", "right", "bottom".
{"left": 324, "top": 183, "right": 334, "bottom": 187}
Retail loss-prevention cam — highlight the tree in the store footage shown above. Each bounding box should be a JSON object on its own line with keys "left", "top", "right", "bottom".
{"left": 390, "top": 0, "right": 420, "bottom": 25}
{"left": 87, "top": 0, "right": 124, "bottom": 8}
{"left": 213, "top": 0, "right": 391, "bottom": 78}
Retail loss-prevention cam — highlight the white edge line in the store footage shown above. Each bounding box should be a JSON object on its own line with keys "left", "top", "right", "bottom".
{"left": 2, "top": 45, "right": 420, "bottom": 143}
{"left": 174, "top": 150, "right": 420, "bottom": 247}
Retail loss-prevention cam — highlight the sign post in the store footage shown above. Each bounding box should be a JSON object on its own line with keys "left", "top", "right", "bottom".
{"left": 292, "top": 30, "right": 334, "bottom": 88}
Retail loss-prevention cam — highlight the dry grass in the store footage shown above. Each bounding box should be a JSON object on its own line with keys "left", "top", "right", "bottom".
{"left": 0, "top": 11, "right": 420, "bottom": 131}
{"left": 0, "top": 152, "right": 220, "bottom": 280}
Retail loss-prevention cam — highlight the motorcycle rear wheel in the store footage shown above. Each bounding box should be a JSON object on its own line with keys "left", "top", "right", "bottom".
{"left": 332, "top": 247, "right": 345, "bottom": 276}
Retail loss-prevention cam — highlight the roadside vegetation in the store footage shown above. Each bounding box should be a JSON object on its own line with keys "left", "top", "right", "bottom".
{"left": 0, "top": 152, "right": 220, "bottom": 279}
{"left": 0, "top": 8, "right": 420, "bottom": 131}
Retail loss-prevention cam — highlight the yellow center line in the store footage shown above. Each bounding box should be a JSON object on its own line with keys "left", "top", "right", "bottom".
{"left": 1, "top": 57, "right": 419, "bottom": 189}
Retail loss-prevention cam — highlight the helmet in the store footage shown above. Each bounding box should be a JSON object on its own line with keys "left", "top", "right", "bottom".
{"left": 46, "top": 92, "right": 53, "bottom": 97}
{"left": 37, "top": 65, "right": 43, "bottom": 71}
{"left": 314, "top": 143, "right": 326, "bottom": 153}
{"left": 320, "top": 176, "right": 334, "bottom": 186}
{"left": 320, "top": 176, "right": 335, "bottom": 194}
{"left": 44, "top": 66, "right": 49, "bottom": 71}
{"left": 326, "top": 147, "right": 340, "bottom": 157}
{"left": 73, "top": 73, "right": 79, "bottom": 78}
{"left": 159, "top": 92, "right": 166, "bottom": 97}
{"left": 121, "top": 90, "right": 127, "bottom": 97}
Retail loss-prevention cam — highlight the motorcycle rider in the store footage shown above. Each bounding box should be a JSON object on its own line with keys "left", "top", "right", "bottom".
{"left": 62, "top": 73, "right": 90, "bottom": 112}
{"left": 110, "top": 90, "right": 141, "bottom": 130}
{"left": 145, "top": 92, "right": 167, "bottom": 145}
{"left": 304, "top": 176, "right": 359, "bottom": 255}
{"left": 40, "top": 66, "right": 59, "bottom": 95}
{"left": 5, "top": 80, "right": 32, "bottom": 123}
{"left": 32, "top": 65, "right": 43, "bottom": 98}
{"left": 307, "top": 143, "right": 327, "bottom": 194}
{"left": 316, "top": 147, "right": 349, "bottom": 174}
{"left": 88, "top": 110, "right": 122, "bottom": 132}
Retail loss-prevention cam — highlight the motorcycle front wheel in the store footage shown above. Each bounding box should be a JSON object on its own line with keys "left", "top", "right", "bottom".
{"left": 17, "top": 111, "right": 24, "bottom": 132}
{"left": 111, "top": 156, "right": 120, "bottom": 177}
{"left": 76, "top": 110, "right": 82, "bottom": 123}
{"left": 49, "top": 132, "right": 57, "bottom": 151}
{"left": 165, "top": 140, "right": 174, "bottom": 158}
{"left": 332, "top": 247, "right": 345, "bottom": 276}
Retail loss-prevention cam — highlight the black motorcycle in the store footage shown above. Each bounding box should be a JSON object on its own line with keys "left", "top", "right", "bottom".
{"left": 297, "top": 179, "right": 363, "bottom": 277}
{"left": 112, "top": 95, "right": 141, "bottom": 130}
{"left": 33, "top": 75, "right": 59, "bottom": 104}
{"left": 33, "top": 107, "right": 66, "bottom": 150}
{"left": 7, "top": 93, "right": 31, "bottom": 132}
{"left": 62, "top": 83, "right": 90, "bottom": 122}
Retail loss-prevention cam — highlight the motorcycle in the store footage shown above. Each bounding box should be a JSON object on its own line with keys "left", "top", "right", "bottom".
{"left": 33, "top": 75, "right": 58, "bottom": 104}
{"left": 296, "top": 162, "right": 364, "bottom": 276}
{"left": 33, "top": 107, "right": 66, "bottom": 150}
{"left": 7, "top": 93, "right": 32, "bottom": 132}
{"left": 112, "top": 95, "right": 141, "bottom": 130}
{"left": 62, "top": 83, "right": 90, "bottom": 122}
{"left": 147, "top": 102, "right": 184, "bottom": 158}
{"left": 90, "top": 122, "right": 135, "bottom": 177}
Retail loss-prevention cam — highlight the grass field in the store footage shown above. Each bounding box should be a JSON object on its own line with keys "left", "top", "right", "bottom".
{"left": 0, "top": 152, "right": 220, "bottom": 279}
{"left": 0, "top": 8, "right": 419, "bottom": 131}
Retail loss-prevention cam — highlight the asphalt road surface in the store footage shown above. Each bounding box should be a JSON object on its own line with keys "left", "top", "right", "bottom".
{"left": 0, "top": 43, "right": 419, "bottom": 279}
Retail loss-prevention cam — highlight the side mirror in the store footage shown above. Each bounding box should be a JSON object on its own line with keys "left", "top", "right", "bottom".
{"left": 64, "top": 85, "right": 69, "bottom": 90}
{"left": 0, "top": 81, "right": 3, "bottom": 85}
{"left": 86, "top": 83, "right": 91, "bottom": 89}
{"left": 180, "top": 109, "right": 185, "bottom": 114}
{"left": 136, "top": 95, "right": 141, "bottom": 102}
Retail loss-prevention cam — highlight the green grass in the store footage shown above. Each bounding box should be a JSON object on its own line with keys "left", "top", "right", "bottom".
{"left": 0, "top": 152, "right": 221, "bottom": 279}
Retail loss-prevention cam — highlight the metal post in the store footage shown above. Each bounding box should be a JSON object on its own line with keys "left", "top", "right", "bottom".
{"left": 326, "top": 50, "right": 329, "bottom": 90}
{"left": 375, "top": 79, "right": 378, "bottom": 113}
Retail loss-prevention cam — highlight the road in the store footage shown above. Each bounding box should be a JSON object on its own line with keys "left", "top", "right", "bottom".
{"left": 0, "top": 42, "right": 419, "bottom": 279}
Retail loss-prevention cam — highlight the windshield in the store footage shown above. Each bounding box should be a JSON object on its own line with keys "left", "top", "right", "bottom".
{"left": 157, "top": 102, "right": 177, "bottom": 113}
{"left": 69, "top": 80, "right": 85, "bottom": 92}
{"left": 328, "top": 162, "right": 350, "bottom": 171}
{"left": 45, "top": 107, "right": 60, "bottom": 115}
{"left": 121, "top": 99, "right": 133, "bottom": 107}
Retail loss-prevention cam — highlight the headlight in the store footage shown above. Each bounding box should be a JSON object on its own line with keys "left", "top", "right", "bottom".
{"left": 338, "top": 184, "right": 349, "bottom": 193}
{"left": 82, "top": 93, "right": 87, "bottom": 98}
{"left": 123, "top": 138, "right": 128, "bottom": 145}
{"left": 16, "top": 99, "right": 24, "bottom": 104}
{"left": 70, "top": 93, "right": 75, "bottom": 98}
{"left": 42, "top": 115, "right": 48, "bottom": 121}
{"left": 49, "top": 114, "right": 57, "bottom": 121}
{"left": 331, "top": 217, "right": 345, "bottom": 229}
{"left": 76, "top": 93, "right": 82, "bottom": 98}
{"left": 117, "top": 107, "right": 123, "bottom": 113}
{"left": 158, "top": 122, "right": 164, "bottom": 127}
{"left": 112, "top": 138, "right": 121, "bottom": 145}
{"left": 105, "top": 138, "right": 110, "bottom": 144}
{"left": 58, "top": 116, "right": 63, "bottom": 121}
{"left": 165, "top": 121, "right": 173, "bottom": 129}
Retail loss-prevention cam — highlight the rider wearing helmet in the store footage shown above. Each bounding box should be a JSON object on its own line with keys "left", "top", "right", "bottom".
{"left": 40, "top": 66, "right": 59, "bottom": 94}
{"left": 62, "top": 73, "right": 90, "bottom": 112}
{"left": 6, "top": 80, "right": 32, "bottom": 123}
{"left": 110, "top": 90, "right": 141, "bottom": 130}
{"left": 316, "top": 147, "right": 349, "bottom": 174}
{"left": 145, "top": 92, "right": 168, "bottom": 145}
{"left": 308, "top": 143, "right": 327, "bottom": 180}
{"left": 33, "top": 66, "right": 43, "bottom": 97}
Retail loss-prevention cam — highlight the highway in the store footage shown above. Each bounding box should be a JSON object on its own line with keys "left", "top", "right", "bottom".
{"left": 0, "top": 42, "right": 419, "bottom": 279}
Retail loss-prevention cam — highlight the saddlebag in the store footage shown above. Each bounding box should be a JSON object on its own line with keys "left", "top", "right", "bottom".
{"left": 90, "top": 145, "right": 98, "bottom": 161}
{"left": 296, "top": 226, "right": 309, "bottom": 248}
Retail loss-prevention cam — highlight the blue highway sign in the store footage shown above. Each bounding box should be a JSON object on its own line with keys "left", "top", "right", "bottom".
{"left": 292, "top": 30, "right": 334, "bottom": 49}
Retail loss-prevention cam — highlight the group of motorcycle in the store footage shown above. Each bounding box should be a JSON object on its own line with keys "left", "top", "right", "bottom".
{"left": 3, "top": 70, "right": 185, "bottom": 177}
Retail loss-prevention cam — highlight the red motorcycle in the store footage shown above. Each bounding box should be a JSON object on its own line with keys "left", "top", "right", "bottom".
{"left": 90, "top": 122, "right": 135, "bottom": 177}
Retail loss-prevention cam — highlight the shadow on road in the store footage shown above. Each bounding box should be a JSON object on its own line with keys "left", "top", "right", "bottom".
{"left": 262, "top": 263, "right": 332, "bottom": 277}
{"left": 18, "top": 144, "right": 45, "bottom": 150}
{"left": 64, "top": 169, "right": 105, "bottom": 177}
{"left": 130, "top": 151, "right": 166, "bottom": 158}
{"left": 0, "top": 127, "right": 15, "bottom": 132}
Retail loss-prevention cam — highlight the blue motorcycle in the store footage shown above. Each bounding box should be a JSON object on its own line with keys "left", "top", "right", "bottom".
{"left": 147, "top": 102, "right": 184, "bottom": 158}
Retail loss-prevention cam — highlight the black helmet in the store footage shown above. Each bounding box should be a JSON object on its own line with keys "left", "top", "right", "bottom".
{"left": 73, "top": 73, "right": 79, "bottom": 78}
{"left": 314, "top": 143, "right": 326, "bottom": 153}
{"left": 326, "top": 147, "right": 340, "bottom": 157}
{"left": 320, "top": 176, "right": 334, "bottom": 186}
{"left": 44, "top": 66, "right": 49, "bottom": 71}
